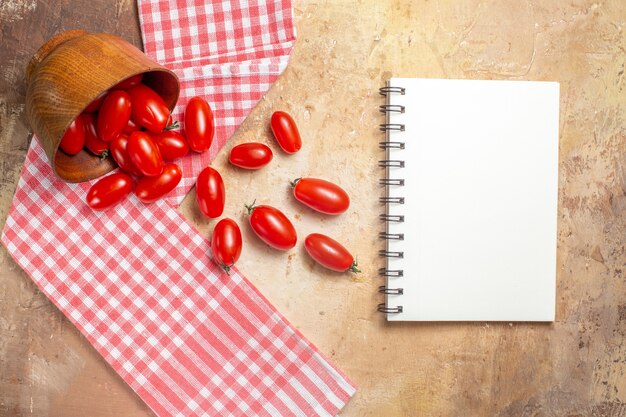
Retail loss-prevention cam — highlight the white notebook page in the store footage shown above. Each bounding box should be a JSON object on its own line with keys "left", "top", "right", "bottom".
{"left": 384, "top": 78, "right": 559, "bottom": 321}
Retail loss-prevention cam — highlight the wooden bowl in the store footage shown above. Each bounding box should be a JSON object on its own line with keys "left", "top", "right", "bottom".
{"left": 26, "top": 30, "right": 180, "bottom": 183}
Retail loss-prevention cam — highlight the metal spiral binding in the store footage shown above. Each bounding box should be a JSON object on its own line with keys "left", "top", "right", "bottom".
{"left": 379, "top": 178, "right": 405, "bottom": 186}
{"left": 379, "top": 232, "right": 404, "bottom": 240}
{"left": 378, "top": 268, "right": 403, "bottom": 277}
{"left": 379, "top": 214, "right": 404, "bottom": 222}
{"left": 378, "top": 286, "right": 404, "bottom": 295}
{"left": 379, "top": 196, "right": 404, "bottom": 204}
{"left": 379, "top": 250, "right": 404, "bottom": 258}
{"left": 379, "top": 104, "right": 405, "bottom": 113}
{"left": 378, "top": 82, "right": 405, "bottom": 315}
{"left": 379, "top": 141, "right": 405, "bottom": 150}
{"left": 379, "top": 86, "right": 406, "bottom": 95}
{"left": 379, "top": 123, "right": 405, "bottom": 132}
{"left": 377, "top": 303, "right": 403, "bottom": 313}
{"left": 378, "top": 160, "right": 404, "bottom": 168}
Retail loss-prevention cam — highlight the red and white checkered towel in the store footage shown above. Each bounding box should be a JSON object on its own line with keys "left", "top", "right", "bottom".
{"left": 1, "top": 1, "right": 356, "bottom": 416}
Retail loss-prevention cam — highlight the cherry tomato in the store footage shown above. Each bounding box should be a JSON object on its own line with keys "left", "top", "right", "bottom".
{"left": 113, "top": 74, "right": 143, "bottom": 90}
{"left": 270, "top": 111, "right": 302, "bottom": 154}
{"left": 211, "top": 218, "right": 243, "bottom": 274}
{"left": 122, "top": 118, "right": 141, "bottom": 134}
{"left": 229, "top": 143, "right": 273, "bottom": 169}
{"left": 185, "top": 96, "right": 214, "bottom": 153}
{"left": 291, "top": 177, "right": 350, "bottom": 215}
{"left": 195, "top": 166, "right": 225, "bottom": 218}
{"left": 59, "top": 117, "right": 85, "bottom": 155}
{"left": 97, "top": 90, "right": 132, "bottom": 142}
{"left": 135, "top": 163, "right": 182, "bottom": 203}
{"left": 86, "top": 172, "right": 133, "bottom": 210}
{"left": 81, "top": 113, "right": 109, "bottom": 157}
{"left": 128, "top": 84, "right": 170, "bottom": 133}
{"left": 304, "top": 233, "right": 360, "bottom": 273}
{"left": 153, "top": 130, "right": 189, "bottom": 161}
{"left": 84, "top": 92, "right": 107, "bottom": 113}
{"left": 109, "top": 134, "right": 142, "bottom": 177}
{"left": 245, "top": 202, "right": 297, "bottom": 251}
{"left": 127, "top": 131, "right": 164, "bottom": 177}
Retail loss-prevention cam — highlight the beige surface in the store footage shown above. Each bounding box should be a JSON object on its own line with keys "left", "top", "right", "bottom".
{"left": 1, "top": 1, "right": 625, "bottom": 416}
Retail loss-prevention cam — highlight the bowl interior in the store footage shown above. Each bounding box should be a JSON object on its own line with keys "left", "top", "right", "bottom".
{"left": 53, "top": 69, "right": 180, "bottom": 182}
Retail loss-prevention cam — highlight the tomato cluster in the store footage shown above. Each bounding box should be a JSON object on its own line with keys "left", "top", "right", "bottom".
{"left": 206, "top": 110, "right": 359, "bottom": 275}
{"left": 75, "top": 74, "right": 215, "bottom": 210}
{"left": 75, "top": 80, "right": 358, "bottom": 275}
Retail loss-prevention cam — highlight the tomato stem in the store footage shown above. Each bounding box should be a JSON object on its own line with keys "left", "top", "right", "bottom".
{"left": 221, "top": 259, "right": 236, "bottom": 275}
{"left": 99, "top": 149, "right": 109, "bottom": 160}
{"left": 164, "top": 119, "right": 180, "bottom": 131}
{"left": 289, "top": 177, "right": 302, "bottom": 188}
{"left": 244, "top": 199, "right": 257, "bottom": 215}
{"left": 348, "top": 257, "right": 362, "bottom": 273}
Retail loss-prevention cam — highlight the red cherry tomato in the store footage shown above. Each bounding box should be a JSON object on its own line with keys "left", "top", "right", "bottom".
{"left": 127, "top": 131, "right": 164, "bottom": 177}
{"left": 291, "top": 177, "right": 350, "bottom": 215}
{"left": 109, "top": 134, "right": 142, "bottom": 177}
{"left": 97, "top": 90, "right": 132, "bottom": 142}
{"left": 245, "top": 202, "right": 297, "bottom": 251}
{"left": 153, "top": 130, "right": 189, "bottom": 161}
{"left": 128, "top": 84, "right": 170, "bottom": 133}
{"left": 185, "top": 96, "right": 214, "bottom": 153}
{"left": 211, "top": 218, "right": 243, "bottom": 274}
{"left": 304, "top": 233, "right": 360, "bottom": 273}
{"left": 59, "top": 117, "right": 85, "bottom": 155}
{"left": 86, "top": 172, "right": 133, "bottom": 210}
{"left": 122, "top": 118, "right": 141, "bottom": 134}
{"left": 195, "top": 166, "right": 225, "bottom": 218}
{"left": 84, "top": 92, "right": 107, "bottom": 113}
{"left": 135, "top": 163, "right": 182, "bottom": 203}
{"left": 113, "top": 74, "right": 143, "bottom": 90}
{"left": 229, "top": 143, "right": 273, "bottom": 169}
{"left": 81, "top": 113, "right": 109, "bottom": 157}
{"left": 270, "top": 111, "right": 302, "bottom": 154}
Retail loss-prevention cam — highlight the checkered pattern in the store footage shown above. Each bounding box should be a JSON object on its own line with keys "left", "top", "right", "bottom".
{"left": 1, "top": 1, "right": 356, "bottom": 416}
{"left": 138, "top": 0, "right": 295, "bottom": 205}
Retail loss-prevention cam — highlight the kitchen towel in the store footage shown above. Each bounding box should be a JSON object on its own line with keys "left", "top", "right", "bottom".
{"left": 1, "top": 1, "right": 357, "bottom": 416}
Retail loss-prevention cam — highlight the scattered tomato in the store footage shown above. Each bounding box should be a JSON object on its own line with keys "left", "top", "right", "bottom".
{"left": 128, "top": 84, "right": 170, "bottom": 133}
{"left": 86, "top": 172, "right": 133, "bottom": 210}
{"left": 154, "top": 130, "right": 189, "bottom": 161}
{"left": 109, "top": 134, "right": 142, "bottom": 176}
{"left": 291, "top": 177, "right": 349, "bottom": 215}
{"left": 211, "top": 218, "right": 242, "bottom": 274}
{"left": 229, "top": 143, "right": 273, "bottom": 169}
{"left": 81, "top": 113, "right": 109, "bottom": 157}
{"left": 135, "top": 163, "right": 182, "bottom": 203}
{"left": 304, "top": 233, "right": 360, "bottom": 273}
{"left": 97, "top": 90, "right": 132, "bottom": 142}
{"left": 84, "top": 91, "right": 107, "bottom": 113}
{"left": 270, "top": 111, "right": 302, "bottom": 154}
{"left": 245, "top": 202, "right": 297, "bottom": 251}
{"left": 185, "top": 96, "right": 214, "bottom": 153}
{"left": 195, "top": 166, "right": 225, "bottom": 218}
{"left": 59, "top": 117, "right": 85, "bottom": 155}
{"left": 114, "top": 74, "right": 143, "bottom": 90}
{"left": 127, "top": 131, "right": 164, "bottom": 177}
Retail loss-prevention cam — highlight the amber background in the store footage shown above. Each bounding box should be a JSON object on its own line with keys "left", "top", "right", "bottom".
{"left": 1, "top": 1, "right": 625, "bottom": 416}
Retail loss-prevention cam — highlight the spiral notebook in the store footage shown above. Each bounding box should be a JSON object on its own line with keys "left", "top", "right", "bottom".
{"left": 378, "top": 78, "right": 560, "bottom": 322}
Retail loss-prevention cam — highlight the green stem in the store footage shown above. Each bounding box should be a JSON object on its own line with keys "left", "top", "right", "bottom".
{"left": 348, "top": 257, "right": 361, "bottom": 273}
{"left": 244, "top": 199, "right": 257, "bottom": 215}
{"left": 164, "top": 119, "right": 180, "bottom": 131}
{"left": 99, "top": 149, "right": 109, "bottom": 160}
{"left": 289, "top": 177, "right": 302, "bottom": 188}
